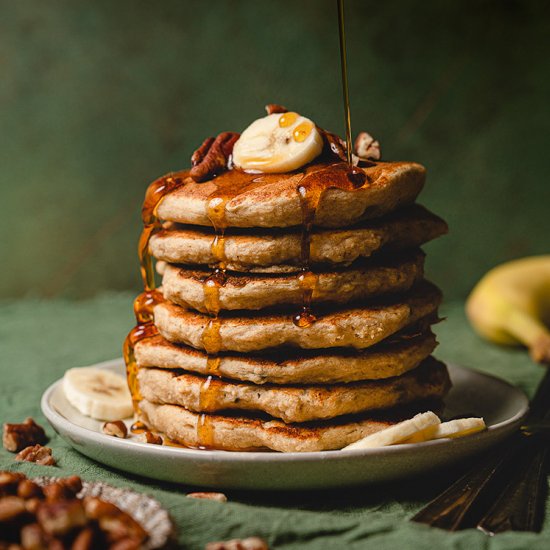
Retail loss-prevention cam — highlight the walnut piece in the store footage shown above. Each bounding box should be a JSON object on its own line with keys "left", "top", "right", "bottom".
{"left": 354, "top": 131, "right": 381, "bottom": 160}
{"left": 15, "top": 445, "right": 55, "bottom": 466}
{"left": 3, "top": 418, "right": 47, "bottom": 452}
{"left": 102, "top": 420, "right": 128, "bottom": 439}
{"left": 187, "top": 492, "right": 227, "bottom": 502}
{"left": 206, "top": 536, "right": 269, "bottom": 550}
{"left": 190, "top": 131, "right": 240, "bottom": 183}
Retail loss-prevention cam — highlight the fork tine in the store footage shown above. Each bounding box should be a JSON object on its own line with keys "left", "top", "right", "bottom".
{"left": 477, "top": 443, "right": 548, "bottom": 535}
{"left": 411, "top": 444, "right": 513, "bottom": 530}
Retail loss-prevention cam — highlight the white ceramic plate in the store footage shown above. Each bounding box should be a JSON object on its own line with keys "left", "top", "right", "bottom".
{"left": 41, "top": 359, "right": 528, "bottom": 490}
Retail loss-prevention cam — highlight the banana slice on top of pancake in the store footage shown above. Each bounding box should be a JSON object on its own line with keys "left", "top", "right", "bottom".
{"left": 232, "top": 112, "right": 323, "bottom": 172}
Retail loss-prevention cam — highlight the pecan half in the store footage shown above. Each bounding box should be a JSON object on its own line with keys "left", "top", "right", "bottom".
{"left": 102, "top": 421, "right": 128, "bottom": 439}
{"left": 318, "top": 128, "right": 348, "bottom": 162}
{"left": 3, "top": 418, "right": 47, "bottom": 452}
{"left": 190, "top": 132, "right": 240, "bottom": 182}
{"left": 15, "top": 444, "right": 56, "bottom": 466}
{"left": 191, "top": 137, "right": 216, "bottom": 167}
{"left": 206, "top": 536, "right": 269, "bottom": 550}
{"left": 137, "top": 431, "right": 163, "bottom": 445}
{"left": 187, "top": 491, "right": 227, "bottom": 502}
{"left": 354, "top": 131, "right": 381, "bottom": 160}
{"left": 265, "top": 104, "right": 288, "bottom": 115}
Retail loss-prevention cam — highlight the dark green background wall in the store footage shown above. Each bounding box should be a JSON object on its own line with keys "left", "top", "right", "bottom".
{"left": 2, "top": 0, "right": 549, "bottom": 300}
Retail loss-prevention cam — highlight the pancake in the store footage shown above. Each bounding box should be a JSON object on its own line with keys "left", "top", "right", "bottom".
{"left": 153, "top": 281, "right": 441, "bottom": 352}
{"left": 139, "top": 398, "right": 444, "bottom": 452}
{"left": 161, "top": 250, "right": 425, "bottom": 312}
{"left": 156, "top": 161, "right": 426, "bottom": 229}
{"left": 150, "top": 205, "right": 447, "bottom": 272}
{"left": 137, "top": 357, "right": 450, "bottom": 423}
{"left": 134, "top": 329, "right": 437, "bottom": 384}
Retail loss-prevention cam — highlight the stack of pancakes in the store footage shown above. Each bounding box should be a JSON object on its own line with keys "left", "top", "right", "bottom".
{"left": 134, "top": 160, "right": 450, "bottom": 452}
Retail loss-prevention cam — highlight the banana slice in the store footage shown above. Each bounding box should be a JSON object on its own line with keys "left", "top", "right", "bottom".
{"left": 402, "top": 417, "right": 486, "bottom": 443}
{"left": 63, "top": 367, "right": 133, "bottom": 421}
{"left": 342, "top": 411, "right": 441, "bottom": 450}
{"left": 232, "top": 112, "right": 323, "bottom": 172}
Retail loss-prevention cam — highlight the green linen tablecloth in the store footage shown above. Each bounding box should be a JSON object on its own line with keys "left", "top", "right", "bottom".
{"left": 1, "top": 293, "right": 549, "bottom": 549}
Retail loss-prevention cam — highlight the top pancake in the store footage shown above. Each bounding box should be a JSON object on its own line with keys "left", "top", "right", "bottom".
{"left": 156, "top": 160, "right": 425, "bottom": 229}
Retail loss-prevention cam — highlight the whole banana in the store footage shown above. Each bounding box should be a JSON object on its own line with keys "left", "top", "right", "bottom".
{"left": 466, "top": 256, "right": 550, "bottom": 364}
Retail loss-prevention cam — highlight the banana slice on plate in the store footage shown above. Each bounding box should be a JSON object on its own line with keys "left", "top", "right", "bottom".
{"left": 232, "top": 112, "right": 324, "bottom": 172}
{"left": 402, "top": 417, "right": 486, "bottom": 443}
{"left": 342, "top": 411, "right": 441, "bottom": 450}
{"left": 63, "top": 367, "right": 133, "bottom": 421}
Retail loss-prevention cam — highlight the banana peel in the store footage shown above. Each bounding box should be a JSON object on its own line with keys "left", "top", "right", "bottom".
{"left": 466, "top": 256, "right": 550, "bottom": 364}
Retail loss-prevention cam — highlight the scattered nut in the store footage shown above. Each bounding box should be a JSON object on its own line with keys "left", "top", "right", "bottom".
{"left": 206, "top": 536, "right": 269, "bottom": 550}
{"left": 265, "top": 104, "right": 288, "bottom": 115}
{"left": 137, "top": 431, "right": 163, "bottom": 445}
{"left": 36, "top": 500, "right": 87, "bottom": 536}
{"left": 190, "top": 131, "right": 240, "bottom": 182}
{"left": 15, "top": 445, "right": 55, "bottom": 466}
{"left": 187, "top": 492, "right": 227, "bottom": 502}
{"left": 0, "top": 496, "right": 26, "bottom": 522}
{"left": 354, "top": 131, "right": 381, "bottom": 160}
{"left": 3, "top": 418, "right": 47, "bottom": 453}
{"left": 102, "top": 420, "right": 128, "bottom": 439}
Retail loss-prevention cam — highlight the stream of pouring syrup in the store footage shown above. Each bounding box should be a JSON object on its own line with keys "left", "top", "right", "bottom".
{"left": 124, "top": 0, "right": 367, "bottom": 447}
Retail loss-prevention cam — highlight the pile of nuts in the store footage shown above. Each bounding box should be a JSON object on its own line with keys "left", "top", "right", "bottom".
{"left": 0, "top": 472, "right": 149, "bottom": 549}
{"left": 3, "top": 418, "right": 55, "bottom": 466}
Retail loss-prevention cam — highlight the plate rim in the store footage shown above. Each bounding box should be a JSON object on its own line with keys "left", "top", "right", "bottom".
{"left": 41, "top": 357, "right": 529, "bottom": 464}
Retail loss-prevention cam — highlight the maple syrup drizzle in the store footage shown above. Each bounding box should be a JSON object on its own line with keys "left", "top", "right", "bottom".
{"left": 337, "top": 0, "right": 353, "bottom": 166}
{"left": 292, "top": 163, "right": 366, "bottom": 327}
{"left": 196, "top": 191, "right": 231, "bottom": 445}
{"left": 124, "top": 174, "right": 188, "bottom": 430}
{"left": 197, "top": 414, "right": 216, "bottom": 449}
